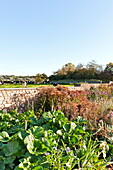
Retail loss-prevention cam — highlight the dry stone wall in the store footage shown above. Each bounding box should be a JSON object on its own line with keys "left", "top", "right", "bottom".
{"left": 0, "top": 88, "right": 40, "bottom": 112}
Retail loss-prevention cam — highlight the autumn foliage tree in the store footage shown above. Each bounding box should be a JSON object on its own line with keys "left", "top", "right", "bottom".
{"left": 50, "top": 60, "right": 104, "bottom": 81}
{"left": 51, "top": 63, "right": 76, "bottom": 80}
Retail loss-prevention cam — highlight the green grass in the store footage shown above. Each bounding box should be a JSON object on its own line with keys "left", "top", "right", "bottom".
{"left": 0, "top": 84, "right": 74, "bottom": 88}
{"left": 0, "top": 84, "right": 52, "bottom": 88}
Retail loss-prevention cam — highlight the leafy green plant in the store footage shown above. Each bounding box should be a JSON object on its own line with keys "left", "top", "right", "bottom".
{"left": 0, "top": 110, "right": 112, "bottom": 169}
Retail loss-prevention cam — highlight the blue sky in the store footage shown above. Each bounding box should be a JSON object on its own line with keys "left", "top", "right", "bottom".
{"left": 0, "top": 0, "right": 113, "bottom": 76}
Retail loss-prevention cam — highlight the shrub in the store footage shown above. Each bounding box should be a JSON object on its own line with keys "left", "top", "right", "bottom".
{"left": 34, "top": 85, "right": 99, "bottom": 121}
{"left": 85, "top": 85, "right": 113, "bottom": 139}
{"left": 34, "top": 85, "right": 113, "bottom": 139}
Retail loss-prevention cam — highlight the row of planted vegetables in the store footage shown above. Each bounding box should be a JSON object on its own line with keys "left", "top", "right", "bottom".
{"left": 0, "top": 85, "right": 113, "bottom": 169}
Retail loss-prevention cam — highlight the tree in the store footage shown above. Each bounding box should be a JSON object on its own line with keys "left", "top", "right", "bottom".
{"left": 104, "top": 62, "right": 113, "bottom": 81}
{"left": 73, "top": 68, "right": 88, "bottom": 80}
{"left": 85, "top": 60, "right": 103, "bottom": 79}
{"left": 105, "top": 62, "right": 113, "bottom": 74}
{"left": 35, "top": 73, "right": 48, "bottom": 84}
{"left": 86, "top": 60, "right": 103, "bottom": 72}
{"left": 49, "top": 60, "right": 106, "bottom": 81}
{"left": 54, "top": 63, "right": 76, "bottom": 75}
{"left": 76, "top": 63, "right": 84, "bottom": 69}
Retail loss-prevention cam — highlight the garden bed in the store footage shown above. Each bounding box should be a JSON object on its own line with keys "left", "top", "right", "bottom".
{"left": 0, "top": 85, "right": 113, "bottom": 169}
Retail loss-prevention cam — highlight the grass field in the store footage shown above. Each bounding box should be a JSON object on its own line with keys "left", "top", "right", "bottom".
{"left": 0, "top": 84, "right": 50, "bottom": 88}
{"left": 0, "top": 84, "right": 74, "bottom": 88}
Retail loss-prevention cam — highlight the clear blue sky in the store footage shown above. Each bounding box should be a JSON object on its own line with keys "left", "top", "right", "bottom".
{"left": 0, "top": 0, "right": 113, "bottom": 76}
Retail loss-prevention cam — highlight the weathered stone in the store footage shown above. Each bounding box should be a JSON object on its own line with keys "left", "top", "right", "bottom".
{"left": 0, "top": 88, "right": 40, "bottom": 112}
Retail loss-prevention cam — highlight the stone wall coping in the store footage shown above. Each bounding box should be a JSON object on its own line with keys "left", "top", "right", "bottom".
{"left": 0, "top": 88, "right": 40, "bottom": 91}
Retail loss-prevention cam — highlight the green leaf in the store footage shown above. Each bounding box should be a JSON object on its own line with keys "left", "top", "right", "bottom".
{"left": 41, "top": 137, "right": 50, "bottom": 148}
{"left": 42, "top": 124, "right": 51, "bottom": 130}
{"left": 24, "top": 133, "right": 34, "bottom": 144}
{"left": 75, "top": 126, "right": 86, "bottom": 134}
{"left": 70, "top": 136, "right": 78, "bottom": 144}
{"left": 3, "top": 141, "right": 21, "bottom": 156}
{"left": 0, "top": 156, "right": 5, "bottom": 161}
{"left": 33, "top": 139, "right": 48, "bottom": 154}
{"left": 4, "top": 156, "right": 16, "bottom": 164}
{"left": 0, "top": 131, "right": 10, "bottom": 142}
{"left": 14, "top": 166, "right": 22, "bottom": 170}
{"left": 24, "top": 134, "right": 34, "bottom": 154}
{"left": 0, "top": 163, "right": 5, "bottom": 170}
{"left": 63, "top": 124, "right": 70, "bottom": 133}
{"left": 18, "top": 130, "right": 28, "bottom": 140}
{"left": 28, "top": 126, "right": 45, "bottom": 138}
{"left": 0, "top": 156, "right": 5, "bottom": 170}
{"left": 24, "top": 134, "right": 47, "bottom": 154}
{"left": 18, "top": 157, "right": 31, "bottom": 170}
{"left": 18, "top": 162, "right": 29, "bottom": 170}
{"left": 32, "top": 166, "right": 44, "bottom": 170}
{"left": 41, "top": 162, "right": 50, "bottom": 168}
